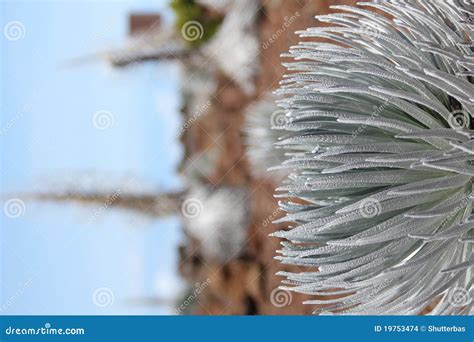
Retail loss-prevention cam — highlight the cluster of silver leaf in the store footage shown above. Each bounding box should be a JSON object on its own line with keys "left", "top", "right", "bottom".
{"left": 273, "top": 0, "right": 474, "bottom": 315}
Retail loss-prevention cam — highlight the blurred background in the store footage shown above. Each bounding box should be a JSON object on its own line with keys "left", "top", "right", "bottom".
{"left": 0, "top": 0, "right": 355, "bottom": 315}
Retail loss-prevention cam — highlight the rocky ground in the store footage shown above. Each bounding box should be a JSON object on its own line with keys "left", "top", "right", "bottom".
{"left": 177, "top": 0, "right": 358, "bottom": 315}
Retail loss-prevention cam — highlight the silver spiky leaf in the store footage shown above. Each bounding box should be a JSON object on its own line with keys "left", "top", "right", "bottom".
{"left": 273, "top": 0, "right": 474, "bottom": 315}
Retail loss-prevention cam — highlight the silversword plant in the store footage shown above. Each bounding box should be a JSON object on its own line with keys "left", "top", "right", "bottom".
{"left": 273, "top": 0, "right": 474, "bottom": 315}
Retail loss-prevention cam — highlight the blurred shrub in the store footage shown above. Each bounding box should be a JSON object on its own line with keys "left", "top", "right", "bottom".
{"left": 170, "top": 0, "right": 222, "bottom": 48}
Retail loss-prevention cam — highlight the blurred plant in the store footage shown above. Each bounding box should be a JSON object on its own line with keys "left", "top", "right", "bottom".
{"left": 178, "top": 65, "right": 215, "bottom": 130}
{"left": 65, "top": 0, "right": 259, "bottom": 94}
{"left": 20, "top": 182, "right": 248, "bottom": 262}
{"left": 183, "top": 185, "right": 249, "bottom": 261}
{"left": 170, "top": 0, "right": 223, "bottom": 48}
{"left": 273, "top": 0, "right": 474, "bottom": 315}
{"left": 195, "top": 0, "right": 233, "bottom": 13}
{"left": 180, "top": 145, "right": 219, "bottom": 182}
{"left": 64, "top": 25, "right": 190, "bottom": 68}
{"left": 243, "top": 93, "right": 287, "bottom": 181}
{"left": 23, "top": 190, "right": 184, "bottom": 218}
{"left": 201, "top": 0, "right": 259, "bottom": 94}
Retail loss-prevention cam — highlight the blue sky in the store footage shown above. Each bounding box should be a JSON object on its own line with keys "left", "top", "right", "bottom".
{"left": 0, "top": 0, "right": 185, "bottom": 314}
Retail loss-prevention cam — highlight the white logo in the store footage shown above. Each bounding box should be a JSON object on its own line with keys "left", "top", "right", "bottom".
{"left": 181, "top": 21, "right": 204, "bottom": 42}
{"left": 447, "top": 287, "right": 471, "bottom": 307}
{"left": 93, "top": 110, "right": 114, "bottom": 130}
{"left": 4, "top": 21, "right": 26, "bottom": 41}
{"left": 92, "top": 287, "right": 114, "bottom": 307}
{"left": 4, "top": 198, "right": 26, "bottom": 218}
{"left": 270, "top": 110, "right": 286, "bottom": 127}
{"left": 448, "top": 110, "right": 470, "bottom": 130}
{"left": 359, "top": 198, "right": 381, "bottom": 218}
{"left": 181, "top": 198, "right": 203, "bottom": 219}
{"left": 270, "top": 288, "right": 292, "bottom": 308}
